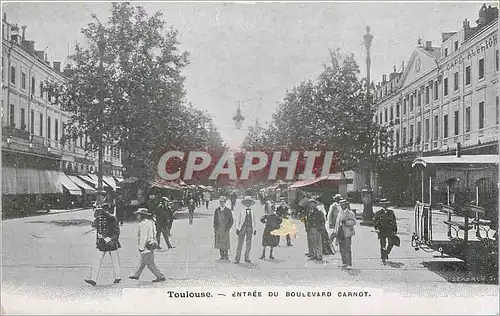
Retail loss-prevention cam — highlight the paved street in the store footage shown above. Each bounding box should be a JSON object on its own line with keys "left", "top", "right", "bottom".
{"left": 2, "top": 200, "right": 498, "bottom": 314}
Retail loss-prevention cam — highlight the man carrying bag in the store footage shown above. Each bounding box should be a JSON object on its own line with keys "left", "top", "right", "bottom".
{"left": 374, "top": 199, "right": 399, "bottom": 265}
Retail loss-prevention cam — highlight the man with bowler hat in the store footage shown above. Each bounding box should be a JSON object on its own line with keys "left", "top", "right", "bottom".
{"left": 374, "top": 199, "right": 398, "bottom": 265}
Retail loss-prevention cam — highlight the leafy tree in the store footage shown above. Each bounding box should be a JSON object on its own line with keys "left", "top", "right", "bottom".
{"left": 242, "top": 49, "right": 390, "bottom": 175}
{"left": 48, "top": 2, "right": 225, "bottom": 182}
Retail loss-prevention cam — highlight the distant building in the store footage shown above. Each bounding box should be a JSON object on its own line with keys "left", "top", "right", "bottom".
{"left": 1, "top": 13, "right": 123, "bottom": 214}
{"left": 368, "top": 4, "right": 498, "bottom": 201}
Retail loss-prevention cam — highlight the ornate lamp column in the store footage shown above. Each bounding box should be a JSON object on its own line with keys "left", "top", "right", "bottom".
{"left": 361, "top": 25, "right": 375, "bottom": 226}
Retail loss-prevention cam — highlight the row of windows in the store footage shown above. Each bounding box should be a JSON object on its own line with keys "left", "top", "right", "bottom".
{"left": 2, "top": 58, "right": 56, "bottom": 101}
{"left": 381, "top": 97, "right": 499, "bottom": 150}
{"left": 376, "top": 51, "right": 499, "bottom": 124}
{"left": 7, "top": 104, "right": 123, "bottom": 158}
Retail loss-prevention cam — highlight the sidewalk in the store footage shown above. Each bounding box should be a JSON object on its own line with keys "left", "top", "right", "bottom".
{"left": 3, "top": 207, "right": 93, "bottom": 221}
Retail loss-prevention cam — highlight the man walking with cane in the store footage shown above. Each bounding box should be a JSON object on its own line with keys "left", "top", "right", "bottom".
{"left": 374, "top": 199, "right": 398, "bottom": 265}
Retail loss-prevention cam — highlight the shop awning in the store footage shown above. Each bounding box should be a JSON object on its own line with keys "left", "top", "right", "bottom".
{"left": 412, "top": 155, "right": 499, "bottom": 168}
{"left": 68, "top": 175, "right": 97, "bottom": 193}
{"left": 59, "top": 173, "right": 82, "bottom": 195}
{"left": 151, "top": 179, "right": 183, "bottom": 191}
{"left": 103, "top": 176, "right": 117, "bottom": 191}
{"left": 2, "top": 167, "right": 64, "bottom": 195}
{"left": 289, "top": 173, "right": 353, "bottom": 189}
{"left": 86, "top": 174, "right": 112, "bottom": 189}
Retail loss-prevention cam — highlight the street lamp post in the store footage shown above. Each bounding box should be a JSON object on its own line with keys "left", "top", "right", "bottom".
{"left": 94, "top": 15, "right": 106, "bottom": 205}
{"left": 233, "top": 101, "right": 245, "bottom": 130}
{"left": 361, "top": 25, "right": 375, "bottom": 226}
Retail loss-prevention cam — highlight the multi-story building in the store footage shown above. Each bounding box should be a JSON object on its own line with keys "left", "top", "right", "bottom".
{"left": 1, "top": 13, "right": 123, "bottom": 215}
{"left": 370, "top": 4, "right": 498, "bottom": 202}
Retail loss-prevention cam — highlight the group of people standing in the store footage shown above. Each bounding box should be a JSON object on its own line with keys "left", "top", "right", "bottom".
{"left": 213, "top": 195, "right": 293, "bottom": 263}
{"left": 84, "top": 190, "right": 400, "bottom": 286}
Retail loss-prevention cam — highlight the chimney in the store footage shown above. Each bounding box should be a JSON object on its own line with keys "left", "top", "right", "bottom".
{"left": 382, "top": 74, "right": 387, "bottom": 82}
{"left": 425, "top": 41, "right": 432, "bottom": 50}
{"left": 53, "top": 61, "right": 61, "bottom": 73}
{"left": 463, "top": 18, "right": 470, "bottom": 29}
{"left": 34, "top": 50, "right": 45, "bottom": 60}
{"left": 21, "top": 25, "right": 26, "bottom": 42}
{"left": 26, "top": 41, "right": 35, "bottom": 54}
{"left": 393, "top": 65, "right": 397, "bottom": 74}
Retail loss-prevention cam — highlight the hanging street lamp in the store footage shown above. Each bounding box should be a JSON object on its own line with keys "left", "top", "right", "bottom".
{"left": 232, "top": 101, "right": 245, "bottom": 130}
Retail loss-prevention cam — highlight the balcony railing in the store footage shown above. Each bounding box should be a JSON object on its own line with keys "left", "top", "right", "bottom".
{"left": 3, "top": 126, "right": 30, "bottom": 140}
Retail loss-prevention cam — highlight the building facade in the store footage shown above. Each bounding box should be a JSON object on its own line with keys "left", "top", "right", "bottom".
{"left": 371, "top": 4, "right": 498, "bottom": 203}
{"left": 2, "top": 14, "right": 123, "bottom": 215}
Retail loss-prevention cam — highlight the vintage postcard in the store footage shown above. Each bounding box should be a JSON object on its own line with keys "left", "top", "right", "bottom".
{"left": 1, "top": 1, "right": 499, "bottom": 314}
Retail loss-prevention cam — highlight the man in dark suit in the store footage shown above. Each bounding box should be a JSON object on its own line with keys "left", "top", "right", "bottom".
{"left": 155, "top": 197, "right": 175, "bottom": 250}
{"left": 307, "top": 198, "right": 326, "bottom": 262}
{"left": 374, "top": 199, "right": 398, "bottom": 265}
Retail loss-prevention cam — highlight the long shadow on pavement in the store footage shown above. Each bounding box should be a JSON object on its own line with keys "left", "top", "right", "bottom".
{"left": 25, "top": 219, "right": 93, "bottom": 227}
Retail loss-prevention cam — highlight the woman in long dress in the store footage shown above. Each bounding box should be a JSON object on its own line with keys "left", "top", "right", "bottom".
{"left": 259, "top": 208, "right": 282, "bottom": 260}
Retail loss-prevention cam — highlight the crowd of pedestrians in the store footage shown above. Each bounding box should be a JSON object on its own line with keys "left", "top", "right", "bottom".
{"left": 84, "top": 188, "right": 399, "bottom": 286}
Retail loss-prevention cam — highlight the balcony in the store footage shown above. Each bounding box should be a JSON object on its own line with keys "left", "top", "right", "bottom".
{"left": 32, "top": 135, "right": 45, "bottom": 146}
{"left": 3, "top": 126, "right": 30, "bottom": 140}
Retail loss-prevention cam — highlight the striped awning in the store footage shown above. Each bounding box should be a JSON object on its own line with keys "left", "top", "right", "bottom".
{"left": 2, "top": 167, "right": 63, "bottom": 195}
{"left": 83, "top": 174, "right": 112, "bottom": 190}
{"left": 59, "top": 173, "right": 82, "bottom": 195}
{"left": 68, "top": 175, "right": 97, "bottom": 193}
{"left": 103, "top": 176, "right": 117, "bottom": 190}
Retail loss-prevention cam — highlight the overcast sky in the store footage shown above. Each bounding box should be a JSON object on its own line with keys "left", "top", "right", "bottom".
{"left": 2, "top": 1, "right": 492, "bottom": 149}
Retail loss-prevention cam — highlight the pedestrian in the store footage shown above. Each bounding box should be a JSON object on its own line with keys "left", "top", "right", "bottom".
{"left": 299, "top": 198, "right": 314, "bottom": 259}
{"left": 374, "top": 199, "right": 398, "bottom": 265}
{"left": 276, "top": 198, "right": 292, "bottom": 246}
{"left": 195, "top": 191, "right": 201, "bottom": 208}
{"left": 230, "top": 191, "right": 238, "bottom": 211}
{"left": 155, "top": 197, "right": 175, "bottom": 250}
{"left": 129, "top": 208, "right": 166, "bottom": 283}
{"left": 188, "top": 198, "right": 195, "bottom": 225}
{"left": 328, "top": 194, "right": 343, "bottom": 245}
{"left": 166, "top": 199, "right": 175, "bottom": 236}
{"left": 259, "top": 206, "right": 282, "bottom": 260}
{"left": 85, "top": 204, "right": 121, "bottom": 286}
{"left": 307, "top": 198, "right": 326, "bottom": 263}
{"left": 333, "top": 200, "right": 357, "bottom": 269}
{"left": 316, "top": 199, "right": 334, "bottom": 256}
{"left": 234, "top": 196, "right": 257, "bottom": 264}
{"left": 115, "top": 194, "right": 125, "bottom": 225}
{"left": 203, "top": 191, "right": 211, "bottom": 210}
{"left": 213, "top": 196, "right": 234, "bottom": 261}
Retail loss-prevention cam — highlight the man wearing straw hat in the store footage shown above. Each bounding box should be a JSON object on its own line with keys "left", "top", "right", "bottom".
{"left": 332, "top": 199, "right": 356, "bottom": 269}
{"left": 234, "top": 196, "right": 258, "bottom": 264}
{"left": 328, "top": 194, "right": 343, "bottom": 244}
{"left": 129, "top": 208, "right": 166, "bottom": 282}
